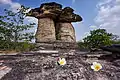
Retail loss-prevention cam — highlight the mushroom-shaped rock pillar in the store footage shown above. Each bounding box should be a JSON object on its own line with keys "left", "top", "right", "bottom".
{"left": 27, "top": 2, "right": 62, "bottom": 42}
{"left": 56, "top": 7, "right": 82, "bottom": 42}
{"left": 27, "top": 2, "right": 82, "bottom": 44}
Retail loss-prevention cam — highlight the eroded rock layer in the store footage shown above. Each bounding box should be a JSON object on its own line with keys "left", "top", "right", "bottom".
{"left": 57, "top": 7, "right": 82, "bottom": 22}
{"left": 0, "top": 51, "right": 120, "bottom": 80}
{"left": 36, "top": 18, "right": 56, "bottom": 42}
{"left": 56, "top": 23, "right": 76, "bottom": 42}
{"left": 27, "top": 2, "right": 83, "bottom": 43}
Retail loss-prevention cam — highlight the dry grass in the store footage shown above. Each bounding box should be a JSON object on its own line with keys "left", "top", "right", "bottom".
{"left": 0, "top": 50, "right": 18, "bottom": 54}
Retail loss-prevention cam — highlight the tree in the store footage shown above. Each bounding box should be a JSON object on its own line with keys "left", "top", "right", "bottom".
{"left": 0, "top": 16, "right": 13, "bottom": 41}
{"left": 83, "top": 29, "right": 113, "bottom": 49}
{"left": 0, "top": 5, "right": 35, "bottom": 50}
{"left": 0, "top": 5, "right": 35, "bottom": 43}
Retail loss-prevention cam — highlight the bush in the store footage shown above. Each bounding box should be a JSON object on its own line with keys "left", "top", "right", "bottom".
{"left": 15, "top": 42, "right": 35, "bottom": 52}
{"left": 0, "top": 40, "right": 35, "bottom": 52}
{"left": 83, "top": 29, "right": 112, "bottom": 49}
{"left": 111, "top": 40, "right": 120, "bottom": 44}
{"left": 77, "top": 41, "right": 89, "bottom": 51}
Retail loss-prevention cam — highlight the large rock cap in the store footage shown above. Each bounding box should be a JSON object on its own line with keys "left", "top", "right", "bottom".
{"left": 57, "top": 7, "right": 82, "bottom": 22}
{"left": 27, "top": 2, "right": 62, "bottom": 19}
{"left": 40, "top": 2, "right": 62, "bottom": 9}
{"left": 27, "top": 2, "right": 82, "bottom": 22}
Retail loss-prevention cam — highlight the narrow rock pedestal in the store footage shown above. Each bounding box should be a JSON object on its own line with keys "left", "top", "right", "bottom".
{"left": 56, "top": 23, "right": 76, "bottom": 42}
{"left": 36, "top": 18, "right": 56, "bottom": 42}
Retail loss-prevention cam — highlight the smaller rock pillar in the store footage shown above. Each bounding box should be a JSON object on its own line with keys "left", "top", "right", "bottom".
{"left": 56, "top": 7, "right": 82, "bottom": 42}
{"left": 56, "top": 23, "right": 76, "bottom": 42}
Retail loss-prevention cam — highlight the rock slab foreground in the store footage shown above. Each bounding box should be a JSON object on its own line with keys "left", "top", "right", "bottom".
{"left": 0, "top": 51, "right": 120, "bottom": 80}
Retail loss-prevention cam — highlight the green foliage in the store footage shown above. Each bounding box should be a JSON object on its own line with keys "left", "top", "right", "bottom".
{"left": 0, "top": 5, "right": 36, "bottom": 52}
{"left": 83, "top": 29, "right": 113, "bottom": 49}
{"left": 14, "top": 42, "right": 35, "bottom": 52}
{"left": 111, "top": 40, "right": 120, "bottom": 44}
{"left": 0, "top": 5, "right": 35, "bottom": 42}
{"left": 77, "top": 41, "right": 86, "bottom": 49}
{"left": 0, "top": 41, "right": 35, "bottom": 52}
{"left": 0, "top": 40, "right": 12, "bottom": 50}
{"left": 77, "top": 41, "right": 89, "bottom": 51}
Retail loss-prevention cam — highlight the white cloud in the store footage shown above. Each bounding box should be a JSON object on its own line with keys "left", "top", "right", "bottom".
{"left": 90, "top": 25, "right": 97, "bottom": 30}
{"left": 10, "top": 2, "right": 21, "bottom": 12}
{"left": 116, "top": 0, "right": 120, "bottom": 3}
{"left": 95, "top": 0, "right": 120, "bottom": 36}
{"left": 0, "top": 0, "right": 12, "bottom": 4}
{"left": 24, "top": 8, "right": 38, "bottom": 24}
{"left": 0, "top": 0, "right": 38, "bottom": 28}
{"left": 96, "top": 0, "right": 113, "bottom": 7}
{"left": 83, "top": 32, "right": 90, "bottom": 37}
{"left": 25, "top": 17, "right": 38, "bottom": 24}
{"left": 0, "top": 0, "right": 21, "bottom": 12}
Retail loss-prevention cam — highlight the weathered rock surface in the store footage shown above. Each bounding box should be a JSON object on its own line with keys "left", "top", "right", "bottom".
{"left": 27, "top": 2, "right": 83, "bottom": 43}
{"left": 56, "top": 23, "right": 76, "bottom": 42}
{"left": 35, "top": 42, "right": 78, "bottom": 50}
{"left": 0, "top": 51, "right": 120, "bottom": 80}
{"left": 36, "top": 18, "right": 56, "bottom": 42}
{"left": 28, "top": 2, "right": 63, "bottom": 42}
{"left": 39, "top": 2, "right": 62, "bottom": 19}
{"left": 57, "top": 7, "right": 82, "bottom": 22}
{"left": 28, "top": 2, "right": 62, "bottom": 19}
{"left": 100, "top": 44, "right": 120, "bottom": 53}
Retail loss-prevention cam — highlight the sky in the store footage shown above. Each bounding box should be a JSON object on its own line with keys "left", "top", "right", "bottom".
{"left": 0, "top": 0, "right": 120, "bottom": 41}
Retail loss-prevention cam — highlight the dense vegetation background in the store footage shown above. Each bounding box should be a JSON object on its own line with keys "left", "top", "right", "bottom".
{"left": 77, "top": 29, "right": 120, "bottom": 51}
{"left": 0, "top": 5, "right": 35, "bottom": 52}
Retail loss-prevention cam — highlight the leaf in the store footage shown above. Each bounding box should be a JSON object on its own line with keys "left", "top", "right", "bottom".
{"left": 83, "top": 29, "right": 113, "bottom": 49}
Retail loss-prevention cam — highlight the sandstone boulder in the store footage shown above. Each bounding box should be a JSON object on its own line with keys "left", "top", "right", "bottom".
{"left": 36, "top": 18, "right": 56, "bottom": 42}
{"left": 56, "top": 23, "right": 76, "bottom": 42}
{"left": 57, "top": 7, "right": 82, "bottom": 22}
{"left": 27, "top": 2, "right": 83, "bottom": 43}
{"left": 0, "top": 51, "right": 120, "bottom": 80}
{"left": 27, "top": 2, "right": 62, "bottom": 19}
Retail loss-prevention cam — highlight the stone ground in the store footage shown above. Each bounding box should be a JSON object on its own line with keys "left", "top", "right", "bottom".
{"left": 0, "top": 66, "right": 12, "bottom": 79}
{"left": 0, "top": 50, "right": 120, "bottom": 80}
